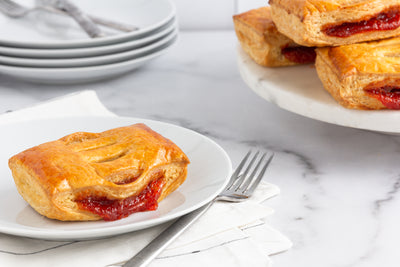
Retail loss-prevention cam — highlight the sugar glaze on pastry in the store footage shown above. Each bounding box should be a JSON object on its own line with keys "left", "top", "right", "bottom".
{"left": 8, "top": 123, "right": 190, "bottom": 221}
{"left": 269, "top": 0, "right": 400, "bottom": 47}
{"left": 233, "top": 6, "right": 316, "bottom": 67}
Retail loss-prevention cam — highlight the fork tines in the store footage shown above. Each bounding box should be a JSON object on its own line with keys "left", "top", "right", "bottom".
{"left": 227, "top": 150, "right": 274, "bottom": 195}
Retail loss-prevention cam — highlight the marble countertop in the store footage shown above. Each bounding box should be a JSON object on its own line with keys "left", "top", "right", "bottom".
{"left": 1, "top": 30, "right": 400, "bottom": 267}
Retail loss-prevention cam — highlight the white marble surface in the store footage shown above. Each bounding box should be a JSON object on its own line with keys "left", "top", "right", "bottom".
{"left": 1, "top": 31, "right": 400, "bottom": 267}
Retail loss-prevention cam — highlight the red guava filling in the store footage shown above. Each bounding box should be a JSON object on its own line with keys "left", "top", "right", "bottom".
{"left": 281, "top": 46, "right": 316, "bottom": 64}
{"left": 323, "top": 10, "right": 400, "bottom": 37}
{"left": 365, "top": 86, "right": 400, "bottom": 109}
{"left": 76, "top": 179, "right": 165, "bottom": 221}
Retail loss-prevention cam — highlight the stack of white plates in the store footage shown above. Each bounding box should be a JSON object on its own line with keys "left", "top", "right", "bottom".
{"left": 0, "top": 0, "right": 178, "bottom": 83}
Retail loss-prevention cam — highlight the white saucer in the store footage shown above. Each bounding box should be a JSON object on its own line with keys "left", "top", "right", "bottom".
{"left": 237, "top": 46, "right": 400, "bottom": 134}
{"left": 0, "top": 0, "right": 175, "bottom": 48}
{"left": 0, "top": 35, "right": 178, "bottom": 83}
{"left": 0, "top": 116, "right": 232, "bottom": 240}
{"left": 0, "top": 18, "right": 177, "bottom": 58}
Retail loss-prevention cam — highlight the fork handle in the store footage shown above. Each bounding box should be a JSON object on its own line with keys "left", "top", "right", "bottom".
{"left": 88, "top": 14, "right": 138, "bottom": 32}
{"left": 122, "top": 201, "right": 214, "bottom": 267}
{"left": 40, "top": 6, "right": 138, "bottom": 32}
{"left": 54, "top": 0, "right": 104, "bottom": 38}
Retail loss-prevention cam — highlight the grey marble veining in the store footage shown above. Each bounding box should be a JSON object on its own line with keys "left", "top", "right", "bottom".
{"left": 1, "top": 31, "right": 400, "bottom": 267}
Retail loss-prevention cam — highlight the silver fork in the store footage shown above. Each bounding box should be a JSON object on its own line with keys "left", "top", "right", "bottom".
{"left": 0, "top": 0, "right": 138, "bottom": 32}
{"left": 122, "top": 150, "right": 274, "bottom": 267}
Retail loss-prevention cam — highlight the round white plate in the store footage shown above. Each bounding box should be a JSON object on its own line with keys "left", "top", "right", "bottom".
{"left": 0, "top": 28, "right": 177, "bottom": 67}
{"left": 0, "top": 35, "right": 177, "bottom": 83}
{"left": 0, "top": 18, "right": 177, "bottom": 58}
{"left": 0, "top": 116, "right": 232, "bottom": 240}
{"left": 237, "top": 46, "right": 400, "bottom": 134}
{"left": 0, "top": 0, "right": 175, "bottom": 48}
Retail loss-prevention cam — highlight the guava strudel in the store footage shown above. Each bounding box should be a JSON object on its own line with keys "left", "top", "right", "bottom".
{"left": 233, "top": 6, "right": 316, "bottom": 67}
{"left": 269, "top": 0, "right": 400, "bottom": 47}
{"left": 316, "top": 37, "right": 400, "bottom": 109}
{"left": 8, "top": 123, "right": 190, "bottom": 221}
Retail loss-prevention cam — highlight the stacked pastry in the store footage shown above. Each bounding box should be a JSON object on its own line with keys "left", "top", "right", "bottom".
{"left": 234, "top": 1, "right": 400, "bottom": 110}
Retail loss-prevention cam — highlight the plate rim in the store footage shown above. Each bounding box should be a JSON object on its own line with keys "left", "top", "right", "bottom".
{"left": 0, "top": 115, "right": 232, "bottom": 240}
{"left": 0, "top": 35, "right": 177, "bottom": 72}
{"left": 0, "top": 35, "right": 178, "bottom": 84}
{"left": 0, "top": 18, "right": 177, "bottom": 58}
{"left": 0, "top": 28, "right": 178, "bottom": 68}
{"left": 0, "top": 0, "right": 176, "bottom": 48}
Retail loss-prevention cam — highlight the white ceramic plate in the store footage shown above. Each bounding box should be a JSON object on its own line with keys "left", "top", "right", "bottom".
{"left": 0, "top": 18, "right": 176, "bottom": 58}
{"left": 0, "top": 0, "right": 175, "bottom": 48}
{"left": 0, "top": 116, "right": 232, "bottom": 240}
{"left": 0, "top": 28, "right": 177, "bottom": 67}
{"left": 0, "top": 35, "right": 177, "bottom": 83}
{"left": 237, "top": 46, "right": 400, "bottom": 134}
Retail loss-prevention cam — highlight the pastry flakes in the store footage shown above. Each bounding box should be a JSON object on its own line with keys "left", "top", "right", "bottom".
{"left": 8, "top": 123, "right": 190, "bottom": 221}
{"left": 233, "top": 6, "right": 315, "bottom": 67}
{"left": 316, "top": 37, "right": 400, "bottom": 109}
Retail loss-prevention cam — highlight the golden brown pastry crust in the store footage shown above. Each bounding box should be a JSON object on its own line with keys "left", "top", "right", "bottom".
{"left": 315, "top": 37, "right": 400, "bottom": 109}
{"left": 233, "top": 6, "right": 315, "bottom": 67}
{"left": 269, "top": 0, "right": 400, "bottom": 47}
{"left": 8, "top": 123, "right": 190, "bottom": 221}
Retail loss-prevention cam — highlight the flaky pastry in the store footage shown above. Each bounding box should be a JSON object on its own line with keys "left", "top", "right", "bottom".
{"left": 233, "top": 6, "right": 316, "bottom": 67}
{"left": 8, "top": 123, "right": 190, "bottom": 221}
{"left": 269, "top": 0, "right": 400, "bottom": 47}
{"left": 316, "top": 37, "right": 400, "bottom": 109}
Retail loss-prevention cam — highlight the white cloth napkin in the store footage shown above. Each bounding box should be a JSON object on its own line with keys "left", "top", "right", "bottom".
{"left": 0, "top": 90, "right": 292, "bottom": 267}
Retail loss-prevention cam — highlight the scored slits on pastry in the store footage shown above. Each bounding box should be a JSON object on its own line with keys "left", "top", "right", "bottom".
{"left": 76, "top": 142, "right": 129, "bottom": 163}
{"left": 61, "top": 124, "right": 185, "bottom": 187}
{"left": 63, "top": 128, "right": 162, "bottom": 186}
{"left": 63, "top": 131, "right": 140, "bottom": 169}
{"left": 102, "top": 168, "right": 144, "bottom": 185}
{"left": 92, "top": 154, "right": 144, "bottom": 185}
{"left": 63, "top": 132, "right": 117, "bottom": 152}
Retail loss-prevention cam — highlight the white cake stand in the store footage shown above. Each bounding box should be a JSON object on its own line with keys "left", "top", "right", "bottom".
{"left": 237, "top": 46, "right": 400, "bottom": 134}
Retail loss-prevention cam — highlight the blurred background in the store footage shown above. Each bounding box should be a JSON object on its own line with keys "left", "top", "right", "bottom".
{"left": 172, "top": 0, "right": 266, "bottom": 30}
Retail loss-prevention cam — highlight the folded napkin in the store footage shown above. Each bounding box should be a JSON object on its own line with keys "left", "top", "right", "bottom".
{"left": 0, "top": 91, "right": 291, "bottom": 267}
